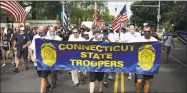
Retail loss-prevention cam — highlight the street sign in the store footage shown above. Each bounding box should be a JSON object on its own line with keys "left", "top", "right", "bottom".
{"left": 157, "top": 15, "right": 161, "bottom": 20}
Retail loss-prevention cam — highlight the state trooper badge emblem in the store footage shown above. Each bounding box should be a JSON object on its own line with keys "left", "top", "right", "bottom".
{"left": 41, "top": 43, "right": 57, "bottom": 66}
{"left": 138, "top": 44, "right": 155, "bottom": 70}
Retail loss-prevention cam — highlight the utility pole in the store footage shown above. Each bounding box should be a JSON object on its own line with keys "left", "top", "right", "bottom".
{"left": 157, "top": 0, "right": 161, "bottom": 32}
{"left": 61, "top": 1, "right": 65, "bottom": 32}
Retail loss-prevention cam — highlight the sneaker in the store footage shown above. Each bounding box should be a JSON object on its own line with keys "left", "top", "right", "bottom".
{"left": 51, "top": 82, "right": 57, "bottom": 89}
{"left": 44, "top": 84, "right": 51, "bottom": 93}
{"left": 2, "top": 63, "right": 6, "bottom": 67}
{"left": 128, "top": 74, "right": 132, "bottom": 80}
{"left": 12, "top": 63, "right": 16, "bottom": 67}
{"left": 72, "top": 83, "right": 79, "bottom": 87}
{"left": 23, "top": 61, "right": 26, "bottom": 65}
{"left": 12, "top": 68, "right": 18, "bottom": 73}
{"left": 81, "top": 80, "right": 85, "bottom": 85}
{"left": 25, "top": 66, "right": 29, "bottom": 71}
{"left": 35, "top": 66, "right": 38, "bottom": 71}
{"left": 165, "top": 60, "right": 168, "bottom": 64}
{"left": 104, "top": 82, "right": 108, "bottom": 88}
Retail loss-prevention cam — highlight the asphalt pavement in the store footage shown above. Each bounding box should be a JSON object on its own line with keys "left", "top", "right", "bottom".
{"left": 1, "top": 43, "right": 186, "bottom": 93}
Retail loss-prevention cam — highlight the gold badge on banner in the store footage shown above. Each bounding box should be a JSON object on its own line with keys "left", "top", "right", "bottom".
{"left": 41, "top": 43, "right": 57, "bottom": 66}
{"left": 138, "top": 44, "right": 155, "bottom": 70}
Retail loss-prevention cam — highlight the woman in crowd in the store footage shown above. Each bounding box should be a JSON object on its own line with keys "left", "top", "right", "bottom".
{"left": 1, "top": 33, "right": 10, "bottom": 66}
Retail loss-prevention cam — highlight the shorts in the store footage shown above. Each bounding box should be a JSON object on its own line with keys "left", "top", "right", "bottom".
{"left": 2, "top": 47, "right": 9, "bottom": 52}
{"left": 89, "top": 72, "right": 104, "bottom": 82}
{"left": 16, "top": 50, "right": 28, "bottom": 59}
{"left": 37, "top": 70, "right": 51, "bottom": 78}
{"left": 164, "top": 45, "right": 171, "bottom": 54}
{"left": 136, "top": 74, "right": 153, "bottom": 80}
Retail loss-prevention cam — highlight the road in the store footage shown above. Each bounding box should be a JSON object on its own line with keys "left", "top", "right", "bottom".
{"left": 1, "top": 43, "right": 186, "bottom": 93}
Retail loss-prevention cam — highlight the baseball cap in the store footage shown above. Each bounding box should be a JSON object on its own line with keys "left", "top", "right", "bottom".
{"left": 143, "top": 23, "right": 151, "bottom": 27}
{"left": 92, "top": 27, "right": 101, "bottom": 35}
{"left": 20, "top": 27, "right": 25, "bottom": 31}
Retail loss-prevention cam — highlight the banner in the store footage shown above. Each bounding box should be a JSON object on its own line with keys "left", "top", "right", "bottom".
{"left": 36, "top": 39, "right": 162, "bottom": 74}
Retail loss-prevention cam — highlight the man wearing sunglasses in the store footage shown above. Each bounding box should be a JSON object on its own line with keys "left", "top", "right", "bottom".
{"left": 135, "top": 23, "right": 158, "bottom": 93}
{"left": 68, "top": 28, "right": 85, "bottom": 87}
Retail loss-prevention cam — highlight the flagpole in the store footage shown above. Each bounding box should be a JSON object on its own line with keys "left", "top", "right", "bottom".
{"left": 94, "top": 1, "right": 97, "bottom": 26}
{"left": 62, "top": 1, "right": 65, "bottom": 33}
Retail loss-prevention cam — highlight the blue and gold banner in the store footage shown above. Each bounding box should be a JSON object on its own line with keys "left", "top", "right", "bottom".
{"left": 36, "top": 39, "right": 162, "bottom": 74}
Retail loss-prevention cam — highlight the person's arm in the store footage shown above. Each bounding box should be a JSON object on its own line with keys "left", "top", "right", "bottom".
{"left": 29, "top": 48, "right": 34, "bottom": 59}
{"left": 8, "top": 41, "right": 11, "bottom": 51}
{"left": 13, "top": 40, "right": 16, "bottom": 49}
{"left": 29, "top": 38, "right": 36, "bottom": 62}
{"left": 10, "top": 33, "right": 13, "bottom": 41}
{"left": 25, "top": 35, "right": 31, "bottom": 47}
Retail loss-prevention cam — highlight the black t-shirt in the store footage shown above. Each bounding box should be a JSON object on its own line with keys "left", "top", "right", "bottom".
{"left": 7, "top": 29, "right": 13, "bottom": 41}
{"left": 24, "top": 28, "right": 35, "bottom": 41}
{"left": 2, "top": 37, "right": 9, "bottom": 48}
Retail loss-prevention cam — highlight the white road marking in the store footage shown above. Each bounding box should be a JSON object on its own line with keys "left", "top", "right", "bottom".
{"left": 169, "top": 55, "right": 187, "bottom": 67}
{"left": 162, "top": 51, "right": 187, "bottom": 67}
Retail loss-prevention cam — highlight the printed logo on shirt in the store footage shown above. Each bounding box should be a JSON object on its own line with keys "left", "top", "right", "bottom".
{"left": 138, "top": 44, "right": 155, "bottom": 71}
{"left": 41, "top": 43, "right": 57, "bottom": 66}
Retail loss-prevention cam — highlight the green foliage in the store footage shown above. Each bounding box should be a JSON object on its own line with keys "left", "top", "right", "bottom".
{"left": 22, "top": 1, "right": 113, "bottom": 24}
{"left": 130, "top": 1, "right": 187, "bottom": 29}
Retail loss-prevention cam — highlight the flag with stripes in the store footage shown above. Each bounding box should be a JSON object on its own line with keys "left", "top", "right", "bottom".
{"left": 63, "top": 1, "right": 70, "bottom": 33}
{"left": 112, "top": 5, "right": 128, "bottom": 31}
{"left": 93, "top": 7, "right": 98, "bottom": 26}
{"left": 0, "top": 0, "right": 26, "bottom": 23}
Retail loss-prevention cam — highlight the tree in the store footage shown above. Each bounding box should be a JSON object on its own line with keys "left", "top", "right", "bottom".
{"left": 130, "top": 1, "right": 187, "bottom": 30}
{"left": 21, "top": 1, "right": 113, "bottom": 24}
{"left": 130, "top": 1, "right": 158, "bottom": 27}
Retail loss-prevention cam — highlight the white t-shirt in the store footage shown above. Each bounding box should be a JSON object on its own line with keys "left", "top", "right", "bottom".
{"left": 108, "top": 33, "right": 117, "bottom": 42}
{"left": 163, "top": 36, "right": 173, "bottom": 46}
{"left": 137, "top": 36, "right": 158, "bottom": 42}
{"left": 114, "top": 32, "right": 120, "bottom": 41}
{"left": 29, "top": 34, "right": 62, "bottom": 66}
{"left": 68, "top": 35, "right": 84, "bottom": 41}
{"left": 120, "top": 32, "right": 141, "bottom": 43}
{"left": 4, "top": 27, "right": 7, "bottom": 34}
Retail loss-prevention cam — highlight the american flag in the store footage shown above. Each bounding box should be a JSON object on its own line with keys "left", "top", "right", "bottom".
{"left": 0, "top": 0, "right": 26, "bottom": 23}
{"left": 93, "top": 4, "right": 98, "bottom": 26}
{"left": 112, "top": 5, "right": 128, "bottom": 31}
{"left": 63, "top": 1, "right": 70, "bottom": 33}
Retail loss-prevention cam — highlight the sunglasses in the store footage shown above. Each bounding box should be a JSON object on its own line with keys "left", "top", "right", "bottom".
{"left": 73, "top": 32, "right": 78, "bottom": 34}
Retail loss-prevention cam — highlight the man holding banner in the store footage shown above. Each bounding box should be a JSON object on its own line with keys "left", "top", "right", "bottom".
{"left": 120, "top": 24, "right": 141, "bottom": 80}
{"left": 135, "top": 24, "right": 158, "bottom": 93}
{"left": 89, "top": 27, "right": 104, "bottom": 93}
{"left": 46, "top": 26, "right": 62, "bottom": 89}
{"left": 68, "top": 28, "right": 85, "bottom": 87}
{"left": 29, "top": 26, "right": 52, "bottom": 93}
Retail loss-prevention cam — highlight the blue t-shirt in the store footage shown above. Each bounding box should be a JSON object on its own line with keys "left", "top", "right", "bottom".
{"left": 14, "top": 33, "right": 30, "bottom": 51}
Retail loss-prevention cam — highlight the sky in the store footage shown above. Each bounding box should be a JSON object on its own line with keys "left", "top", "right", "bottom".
{"left": 107, "top": 2, "right": 134, "bottom": 19}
